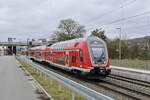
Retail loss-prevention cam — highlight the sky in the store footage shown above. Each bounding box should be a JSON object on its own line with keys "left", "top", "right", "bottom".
{"left": 0, "top": 0, "right": 150, "bottom": 42}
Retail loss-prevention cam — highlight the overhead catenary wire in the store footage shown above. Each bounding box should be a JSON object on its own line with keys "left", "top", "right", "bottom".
{"left": 86, "top": 10, "right": 150, "bottom": 31}
{"left": 86, "top": 0, "right": 137, "bottom": 31}
{"left": 106, "top": 23, "right": 150, "bottom": 33}
{"left": 104, "top": 11, "right": 150, "bottom": 26}
{"left": 105, "top": 21, "right": 150, "bottom": 36}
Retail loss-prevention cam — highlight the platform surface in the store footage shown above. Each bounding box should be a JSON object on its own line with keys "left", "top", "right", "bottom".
{"left": 0, "top": 56, "right": 39, "bottom": 100}
{"left": 111, "top": 65, "right": 150, "bottom": 74}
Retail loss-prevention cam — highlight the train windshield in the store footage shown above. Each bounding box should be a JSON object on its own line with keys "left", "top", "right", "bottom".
{"left": 87, "top": 36, "right": 108, "bottom": 66}
{"left": 91, "top": 47, "right": 106, "bottom": 65}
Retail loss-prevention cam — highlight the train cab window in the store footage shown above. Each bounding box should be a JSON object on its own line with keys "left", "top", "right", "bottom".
{"left": 91, "top": 47, "right": 106, "bottom": 64}
{"left": 72, "top": 56, "right": 76, "bottom": 63}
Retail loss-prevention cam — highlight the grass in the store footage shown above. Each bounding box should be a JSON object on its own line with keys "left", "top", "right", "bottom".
{"left": 110, "top": 59, "right": 150, "bottom": 70}
{"left": 17, "top": 58, "right": 86, "bottom": 100}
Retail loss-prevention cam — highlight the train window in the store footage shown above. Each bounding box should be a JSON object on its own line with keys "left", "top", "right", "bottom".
{"left": 31, "top": 52, "right": 34, "bottom": 55}
{"left": 56, "top": 57, "right": 65, "bottom": 65}
{"left": 72, "top": 56, "right": 76, "bottom": 63}
{"left": 74, "top": 42, "right": 79, "bottom": 47}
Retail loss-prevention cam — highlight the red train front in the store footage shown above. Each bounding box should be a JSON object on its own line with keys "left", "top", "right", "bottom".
{"left": 27, "top": 36, "right": 111, "bottom": 78}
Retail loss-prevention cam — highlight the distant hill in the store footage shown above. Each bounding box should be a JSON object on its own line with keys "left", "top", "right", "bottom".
{"left": 126, "top": 36, "right": 150, "bottom": 48}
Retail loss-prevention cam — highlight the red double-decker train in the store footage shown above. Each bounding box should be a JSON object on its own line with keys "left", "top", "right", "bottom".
{"left": 26, "top": 36, "right": 111, "bottom": 78}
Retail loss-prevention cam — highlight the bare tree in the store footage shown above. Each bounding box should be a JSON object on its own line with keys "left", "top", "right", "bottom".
{"left": 53, "top": 18, "right": 86, "bottom": 41}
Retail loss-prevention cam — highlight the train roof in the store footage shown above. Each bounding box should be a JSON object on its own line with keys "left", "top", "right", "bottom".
{"left": 51, "top": 36, "right": 106, "bottom": 50}
{"left": 51, "top": 38, "right": 83, "bottom": 48}
{"left": 28, "top": 36, "right": 106, "bottom": 50}
{"left": 29, "top": 45, "right": 47, "bottom": 50}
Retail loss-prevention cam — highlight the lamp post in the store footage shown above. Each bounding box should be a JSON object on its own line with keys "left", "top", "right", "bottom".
{"left": 116, "top": 27, "right": 122, "bottom": 62}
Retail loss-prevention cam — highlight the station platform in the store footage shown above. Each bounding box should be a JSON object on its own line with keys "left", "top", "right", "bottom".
{"left": 0, "top": 56, "right": 39, "bottom": 100}
{"left": 111, "top": 65, "right": 150, "bottom": 75}
{"left": 111, "top": 65, "right": 150, "bottom": 82}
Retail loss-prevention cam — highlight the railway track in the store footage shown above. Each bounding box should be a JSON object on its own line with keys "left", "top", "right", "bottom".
{"left": 108, "top": 74, "right": 150, "bottom": 88}
{"left": 97, "top": 76, "right": 150, "bottom": 100}
{"left": 28, "top": 60, "right": 150, "bottom": 100}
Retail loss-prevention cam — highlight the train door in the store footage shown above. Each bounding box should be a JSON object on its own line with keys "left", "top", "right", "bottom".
{"left": 65, "top": 51, "right": 69, "bottom": 67}
{"left": 79, "top": 50, "right": 84, "bottom": 67}
{"left": 45, "top": 50, "right": 48, "bottom": 61}
{"left": 43, "top": 51, "right": 46, "bottom": 61}
{"left": 71, "top": 51, "right": 77, "bottom": 67}
{"left": 49, "top": 50, "right": 53, "bottom": 62}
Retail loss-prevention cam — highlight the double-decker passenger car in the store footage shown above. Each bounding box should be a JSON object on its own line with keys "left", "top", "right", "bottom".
{"left": 27, "top": 36, "right": 111, "bottom": 78}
